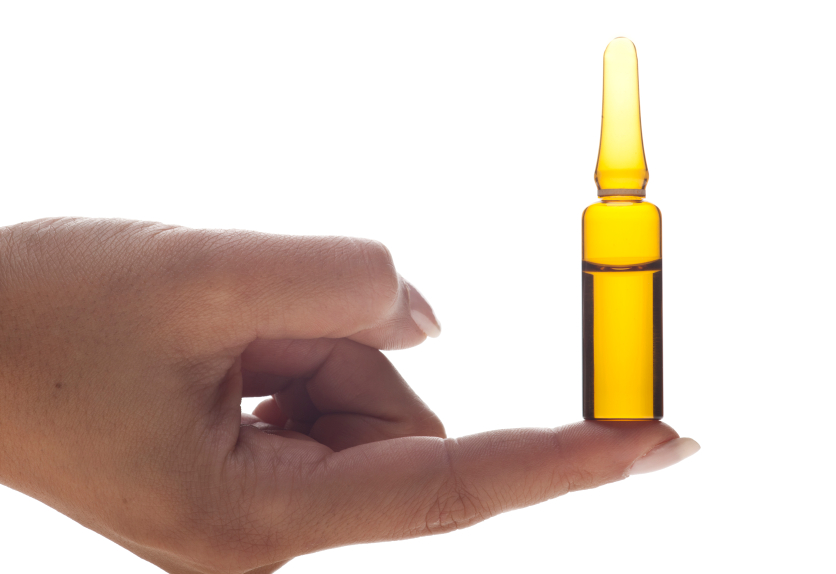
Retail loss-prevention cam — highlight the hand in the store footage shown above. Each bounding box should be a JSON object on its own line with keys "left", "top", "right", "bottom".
{"left": 0, "top": 218, "right": 698, "bottom": 574}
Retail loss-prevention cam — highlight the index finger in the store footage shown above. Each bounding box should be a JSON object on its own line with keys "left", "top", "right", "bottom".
{"left": 128, "top": 224, "right": 441, "bottom": 351}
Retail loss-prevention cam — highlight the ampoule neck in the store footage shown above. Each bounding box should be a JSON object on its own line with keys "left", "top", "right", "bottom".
{"left": 599, "top": 194, "right": 645, "bottom": 203}
{"left": 594, "top": 38, "right": 649, "bottom": 193}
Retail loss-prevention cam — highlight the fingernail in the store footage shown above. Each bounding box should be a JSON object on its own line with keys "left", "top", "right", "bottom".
{"left": 406, "top": 282, "right": 441, "bottom": 338}
{"left": 627, "top": 437, "right": 701, "bottom": 476}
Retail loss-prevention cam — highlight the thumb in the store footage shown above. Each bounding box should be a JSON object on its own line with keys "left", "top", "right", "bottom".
{"left": 306, "top": 421, "right": 698, "bottom": 548}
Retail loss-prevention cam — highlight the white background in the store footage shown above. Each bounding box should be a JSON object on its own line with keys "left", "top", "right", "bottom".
{"left": 1, "top": 1, "right": 833, "bottom": 572}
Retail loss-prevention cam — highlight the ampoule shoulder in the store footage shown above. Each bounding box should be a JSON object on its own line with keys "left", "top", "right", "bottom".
{"left": 582, "top": 198, "right": 661, "bottom": 222}
{"left": 582, "top": 198, "right": 661, "bottom": 264}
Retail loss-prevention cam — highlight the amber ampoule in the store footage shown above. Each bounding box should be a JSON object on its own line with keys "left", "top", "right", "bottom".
{"left": 582, "top": 37, "right": 662, "bottom": 420}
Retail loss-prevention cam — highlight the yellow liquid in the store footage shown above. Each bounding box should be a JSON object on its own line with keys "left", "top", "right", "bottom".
{"left": 582, "top": 198, "right": 662, "bottom": 419}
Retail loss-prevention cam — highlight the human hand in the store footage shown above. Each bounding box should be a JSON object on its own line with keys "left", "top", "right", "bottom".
{"left": 0, "top": 218, "right": 698, "bottom": 574}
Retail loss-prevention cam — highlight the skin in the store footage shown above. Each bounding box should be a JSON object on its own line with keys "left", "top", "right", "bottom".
{"left": 0, "top": 217, "right": 680, "bottom": 574}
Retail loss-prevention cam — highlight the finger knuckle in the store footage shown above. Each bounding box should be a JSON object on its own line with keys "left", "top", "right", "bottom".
{"left": 0, "top": 217, "right": 186, "bottom": 304}
{"left": 3, "top": 217, "right": 181, "bottom": 272}
{"left": 423, "top": 480, "right": 487, "bottom": 536}
{"left": 420, "top": 440, "right": 490, "bottom": 535}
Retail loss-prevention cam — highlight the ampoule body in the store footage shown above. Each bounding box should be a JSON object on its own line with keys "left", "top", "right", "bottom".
{"left": 582, "top": 38, "right": 662, "bottom": 420}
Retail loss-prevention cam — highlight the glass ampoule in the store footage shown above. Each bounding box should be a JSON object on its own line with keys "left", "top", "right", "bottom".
{"left": 582, "top": 37, "right": 662, "bottom": 420}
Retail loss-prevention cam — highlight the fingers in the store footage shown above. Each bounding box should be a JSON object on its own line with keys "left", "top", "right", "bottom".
{"left": 241, "top": 338, "right": 446, "bottom": 450}
{"left": 154, "top": 227, "right": 440, "bottom": 350}
{"left": 297, "top": 421, "right": 694, "bottom": 549}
